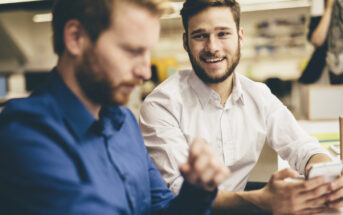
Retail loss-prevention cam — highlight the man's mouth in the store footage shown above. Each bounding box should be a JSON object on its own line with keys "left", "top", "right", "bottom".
{"left": 201, "top": 57, "right": 226, "bottom": 63}
{"left": 123, "top": 84, "right": 135, "bottom": 90}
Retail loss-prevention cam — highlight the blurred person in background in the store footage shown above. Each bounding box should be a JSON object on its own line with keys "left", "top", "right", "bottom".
{"left": 299, "top": 0, "right": 343, "bottom": 84}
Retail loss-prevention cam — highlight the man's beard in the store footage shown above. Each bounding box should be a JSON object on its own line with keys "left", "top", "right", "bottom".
{"left": 188, "top": 42, "right": 240, "bottom": 84}
{"left": 75, "top": 46, "right": 138, "bottom": 106}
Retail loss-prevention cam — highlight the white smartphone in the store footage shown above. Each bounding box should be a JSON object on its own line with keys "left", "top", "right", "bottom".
{"left": 307, "top": 161, "right": 343, "bottom": 183}
{"left": 329, "top": 144, "right": 340, "bottom": 155}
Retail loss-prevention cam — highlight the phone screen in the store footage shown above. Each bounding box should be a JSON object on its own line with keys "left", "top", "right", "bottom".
{"left": 307, "top": 161, "right": 343, "bottom": 183}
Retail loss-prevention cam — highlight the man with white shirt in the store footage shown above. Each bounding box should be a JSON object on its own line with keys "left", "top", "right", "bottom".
{"left": 140, "top": 0, "right": 343, "bottom": 214}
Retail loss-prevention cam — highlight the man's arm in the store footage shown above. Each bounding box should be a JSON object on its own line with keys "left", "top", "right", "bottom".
{"left": 149, "top": 139, "right": 230, "bottom": 215}
{"left": 212, "top": 190, "right": 267, "bottom": 214}
{"left": 140, "top": 98, "right": 190, "bottom": 194}
{"left": 212, "top": 168, "right": 331, "bottom": 215}
{"left": 311, "top": 0, "right": 335, "bottom": 47}
{"left": 210, "top": 85, "right": 335, "bottom": 214}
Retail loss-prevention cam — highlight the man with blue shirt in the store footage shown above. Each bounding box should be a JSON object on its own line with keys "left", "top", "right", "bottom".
{"left": 0, "top": 0, "right": 230, "bottom": 214}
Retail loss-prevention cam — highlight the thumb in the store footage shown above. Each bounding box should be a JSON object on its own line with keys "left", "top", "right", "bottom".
{"left": 272, "top": 168, "right": 299, "bottom": 181}
{"left": 305, "top": 165, "right": 312, "bottom": 177}
{"left": 179, "top": 162, "right": 190, "bottom": 174}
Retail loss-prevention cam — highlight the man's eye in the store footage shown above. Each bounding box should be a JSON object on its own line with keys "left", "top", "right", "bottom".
{"left": 126, "top": 48, "right": 143, "bottom": 56}
{"left": 218, "top": 32, "right": 230, "bottom": 37}
{"left": 193, "top": 34, "right": 208, "bottom": 39}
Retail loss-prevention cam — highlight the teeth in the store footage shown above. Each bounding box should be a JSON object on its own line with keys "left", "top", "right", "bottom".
{"left": 204, "top": 58, "right": 224, "bottom": 63}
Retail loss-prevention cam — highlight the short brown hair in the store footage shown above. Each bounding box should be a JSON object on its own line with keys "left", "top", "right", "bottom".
{"left": 180, "top": 0, "right": 241, "bottom": 33}
{"left": 52, "top": 0, "right": 172, "bottom": 56}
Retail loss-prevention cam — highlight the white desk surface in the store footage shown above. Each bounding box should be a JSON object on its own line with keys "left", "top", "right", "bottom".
{"left": 297, "top": 120, "right": 339, "bottom": 134}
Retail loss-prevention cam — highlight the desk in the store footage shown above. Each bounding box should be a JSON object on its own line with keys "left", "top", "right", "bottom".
{"left": 297, "top": 120, "right": 339, "bottom": 134}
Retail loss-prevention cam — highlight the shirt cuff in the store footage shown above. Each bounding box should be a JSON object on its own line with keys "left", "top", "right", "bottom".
{"left": 300, "top": 150, "right": 332, "bottom": 175}
{"left": 177, "top": 181, "right": 217, "bottom": 214}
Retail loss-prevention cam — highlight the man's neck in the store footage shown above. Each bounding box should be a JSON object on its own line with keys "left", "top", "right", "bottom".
{"left": 56, "top": 55, "right": 101, "bottom": 119}
{"left": 208, "top": 73, "right": 234, "bottom": 107}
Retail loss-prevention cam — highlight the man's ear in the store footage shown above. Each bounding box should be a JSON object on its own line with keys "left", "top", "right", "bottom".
{"left": 63, "top": 19, "right": 89, "bottom": 56}
{"left": 238, "top": 27, "right": 244, "bottom": 46}
{"left": 183, "top": 32, "right": 189, "bottom": 52}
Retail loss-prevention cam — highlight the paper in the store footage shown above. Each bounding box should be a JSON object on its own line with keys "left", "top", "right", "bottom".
{"left": 310, "top": 132, "right": 340, "bottom": 149}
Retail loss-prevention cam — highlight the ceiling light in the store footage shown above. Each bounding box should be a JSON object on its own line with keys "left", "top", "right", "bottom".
{"left": 33, "top": 13, "right": 52, "bottom": 23}
{"left": 162, "top": 0, "right": 310, "bottom": 19}
{"left": 162, "top": 2, "right": 183, "bottom": 20}
{"left": 0, "top": 0, "right": 43, "bottom": 4}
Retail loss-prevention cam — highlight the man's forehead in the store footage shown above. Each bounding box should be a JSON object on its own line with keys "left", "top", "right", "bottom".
{"left": 188, "top": 7, "right": 236, "bottom": 29}
{"left": 105, "top": 3, "right": 160, "bottom": 47}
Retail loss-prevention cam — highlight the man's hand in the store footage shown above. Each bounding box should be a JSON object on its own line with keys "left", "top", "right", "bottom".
{"left": 179, "top": 138, "right": 230, "bottom": 192}
{"left": 326, "top": 174, "right": 343, "bottom": 208}
{"left": 305, "top": 155, "right": 343, "bottom": 209}
{"left": 261, "top": 168, "right": 331, "bottom": 215}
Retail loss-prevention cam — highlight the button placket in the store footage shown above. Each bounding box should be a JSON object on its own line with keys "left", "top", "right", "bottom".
{"left": 221, "top": 109, "right": 236, "bottom": 166}
{"left": 219, "top": 109, "right": 226, "bottom": 163}
{"left": 105, "top": 136, "right": 135, "bottom": 213}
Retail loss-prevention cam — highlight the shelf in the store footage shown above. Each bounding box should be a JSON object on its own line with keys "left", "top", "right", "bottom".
{"left": 239, "top": 0, "right": 310, "bottom": 12}
{"left": 164, "top": 0, "right": 310, "bottom": 19}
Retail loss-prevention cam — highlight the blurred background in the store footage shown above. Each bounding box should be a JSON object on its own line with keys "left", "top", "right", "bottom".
{"left": 0, "top": 0, "right": 339, "bottom": 119}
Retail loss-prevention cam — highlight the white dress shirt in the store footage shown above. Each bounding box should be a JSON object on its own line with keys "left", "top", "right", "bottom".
{"left": 140, "top": 69, "right": 329, "bottom": 194}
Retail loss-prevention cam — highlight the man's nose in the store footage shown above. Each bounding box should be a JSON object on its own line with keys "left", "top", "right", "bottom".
{"left": 204, "top": 35, "right": 219, "bottom": 53}
{"left": 133, "top": 52, "right": 151, "bottom": 81}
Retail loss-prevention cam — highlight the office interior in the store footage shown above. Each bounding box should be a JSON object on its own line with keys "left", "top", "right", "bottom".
{"left": 0, "top": 0, "right": 342, "bottom": 182}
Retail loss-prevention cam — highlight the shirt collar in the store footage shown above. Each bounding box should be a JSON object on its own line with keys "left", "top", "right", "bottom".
{"left": 189, "top": 71, "right": 213, "bottom": 108}
{"left": 97, "top": 106, "right": 126, "bottom": 137}
{"left": 46, "top": 68, "right": 96, "bottom": 140}
{"left": 189, "top": 71, "right": 245, "bottom": 108}
{"left": 46, "top": 69, "right": 126, "bottom": 139}
{"left": 231, "top": 73, "right": 245, "bottom": 105}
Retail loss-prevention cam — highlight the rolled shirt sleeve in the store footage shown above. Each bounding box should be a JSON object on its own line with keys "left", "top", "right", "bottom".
{"left": 264, "top": 90, "right": 330, "bottom": 174}
{"left": 140, "top": 96, "right": 188, "bottom": 194}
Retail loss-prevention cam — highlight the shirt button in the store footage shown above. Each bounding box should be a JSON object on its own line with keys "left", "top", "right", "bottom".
{"left": 122, "top": 173, "right": 127, "bottom": 181}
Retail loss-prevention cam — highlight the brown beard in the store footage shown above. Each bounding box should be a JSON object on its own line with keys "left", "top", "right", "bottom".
{"left": 187, "top": 39, "right": 241, "bottom": 84}
{"left": 75, "top": 45, "right": 140, "bottom": 106}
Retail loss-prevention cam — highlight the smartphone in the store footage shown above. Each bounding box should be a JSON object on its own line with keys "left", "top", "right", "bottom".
{"left": 306, "top": 161, "right": 343, "bottom": 183}
{"left": 329, "top": 144, "right": 340, "bottom": 155}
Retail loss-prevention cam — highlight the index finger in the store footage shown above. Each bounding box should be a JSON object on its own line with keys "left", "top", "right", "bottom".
{"left": 292, "top": 176, "right": 326, "bottom": 193}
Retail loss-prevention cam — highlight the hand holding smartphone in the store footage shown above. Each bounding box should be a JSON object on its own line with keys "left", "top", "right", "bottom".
{"left": 306, "top": 161, "right": 343, "bottom": 183}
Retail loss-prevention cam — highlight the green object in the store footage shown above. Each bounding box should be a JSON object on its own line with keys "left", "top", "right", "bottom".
{"left": 310, "top": 132, "right": 339, "bottom": 149}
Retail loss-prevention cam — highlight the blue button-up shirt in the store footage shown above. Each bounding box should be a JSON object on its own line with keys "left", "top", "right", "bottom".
{"left": 0, "top": 69, "right": 215, "bottom": 215}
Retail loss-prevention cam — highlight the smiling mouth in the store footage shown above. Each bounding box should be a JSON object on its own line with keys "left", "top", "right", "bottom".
{"left": 201, "top": 57, "right": 226, "bottom": 63}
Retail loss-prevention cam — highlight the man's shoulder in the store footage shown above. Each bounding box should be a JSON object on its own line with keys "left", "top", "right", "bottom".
{"left": 236, "top": 73, "right": 271, "bottom": 95}
{"left": 0, "top": 92, "right": 62, "bottom": 136}
{"left": 3, "top": 91, "right": 58, "bottom": 116}
{"left": 145, "top": 69, "right": 192, "bottom": 102}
